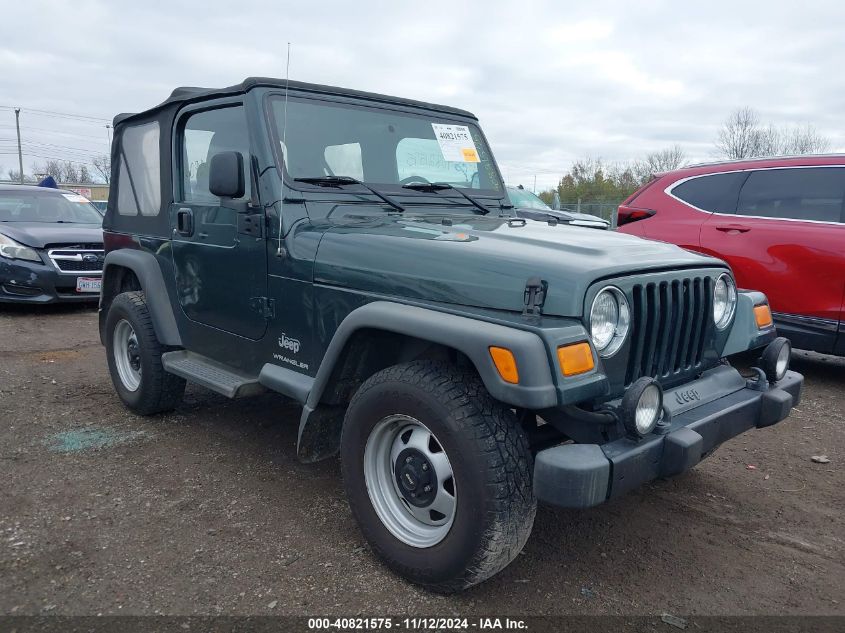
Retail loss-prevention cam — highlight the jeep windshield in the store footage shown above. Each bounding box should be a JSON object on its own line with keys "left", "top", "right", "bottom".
{"left": 268, "top": 97, "right": 504, "bottom": 197}
{"left": 0, "top": 190, "right": 102, "bottom": 224}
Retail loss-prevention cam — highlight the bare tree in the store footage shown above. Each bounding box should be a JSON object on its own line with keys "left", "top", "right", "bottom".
{"left": 716, "top": 107, "right": 762, "bottom": 159}
{"left": 716, "top": 107, "right": 831, "bottom": 159}
{"left": 61, "top": 161, "right": 80, "bottom": 183}
{"left": 633, "top": 145, "right": 687, "bottom": 182}
{"left": 33, "top": 159, "right": 65, "bottom": 182}
{"left": 780, "top": 123, "right": 831, "bottom": 155}
{"left": 6, "top": 168, "right": 35, "bottom": 183}
{"left": 92, "top": 155, "right": 111, "bottom": 183}
{"left": 77, "top": 164, "right": 92, "bottom": 183}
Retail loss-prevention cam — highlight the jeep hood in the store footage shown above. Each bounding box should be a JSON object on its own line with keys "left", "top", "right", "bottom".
{"left": 0, "top": 222, "right": 103, "bottom": 249}
{"left": 313, "top": 215, "right": 726, "bottom": 317}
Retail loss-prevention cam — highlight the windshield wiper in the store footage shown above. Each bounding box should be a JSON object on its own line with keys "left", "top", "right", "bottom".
{"left": 294, "top": 176, "right": 405, "bottom": 213}
{"left": 401, "top": 182, "right": 490, "bottom": 215}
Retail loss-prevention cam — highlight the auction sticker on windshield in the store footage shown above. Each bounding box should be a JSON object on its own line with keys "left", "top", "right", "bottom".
{"left": 432, "top": 124, "right": 480, "bottom": 163}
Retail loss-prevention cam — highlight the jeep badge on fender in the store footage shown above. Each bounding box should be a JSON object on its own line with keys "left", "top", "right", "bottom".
{"left": 278, "top": 333, "right": 300, "bottom": 354}
{"left": 98, "top": 77, "right": 803, "bottom": 592}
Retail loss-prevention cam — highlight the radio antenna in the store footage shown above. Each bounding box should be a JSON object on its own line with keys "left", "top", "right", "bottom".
{"left": 276, "top": 41, "right": 291, "bottom": 256}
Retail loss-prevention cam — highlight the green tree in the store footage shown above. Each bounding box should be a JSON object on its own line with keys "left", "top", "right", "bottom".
{"left": 539, "top": 158, "right": 639, "bottom": 206}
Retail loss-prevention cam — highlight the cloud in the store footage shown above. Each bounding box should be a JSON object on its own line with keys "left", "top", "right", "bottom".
{"left": 1, "top": 0, "right": 843, "bottom": 191}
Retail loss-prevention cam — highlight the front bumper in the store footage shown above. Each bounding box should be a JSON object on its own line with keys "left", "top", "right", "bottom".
{"left": 534, "top": 367, "right": 803, "bottom": 508}
{"left": 0, "top": 256, "right": 100, "bottom": 304}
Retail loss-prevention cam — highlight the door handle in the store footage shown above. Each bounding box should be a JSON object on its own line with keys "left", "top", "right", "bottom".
{"left": 176, "top": 208, "right": 194, "bottom": 236}
{"left": 715, "top": 223, "right": 751, "bottom": 233}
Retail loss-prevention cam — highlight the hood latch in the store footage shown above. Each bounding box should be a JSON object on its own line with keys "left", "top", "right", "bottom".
{"left": 522, "top": 277, "right": 547, "bottom": 317}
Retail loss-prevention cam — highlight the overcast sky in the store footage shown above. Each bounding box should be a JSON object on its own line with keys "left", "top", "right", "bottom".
{"left": 2, "top": 0, "right": 843, "bottom": 191}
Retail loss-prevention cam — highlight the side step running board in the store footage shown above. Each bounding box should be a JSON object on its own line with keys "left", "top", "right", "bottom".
{"left": 162, "top": 351, "right": 265, "bottom": 399}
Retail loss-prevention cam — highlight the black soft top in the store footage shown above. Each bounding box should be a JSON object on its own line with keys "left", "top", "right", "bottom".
{"left": 114, "top": 77, "right": 477, "bottom": 126}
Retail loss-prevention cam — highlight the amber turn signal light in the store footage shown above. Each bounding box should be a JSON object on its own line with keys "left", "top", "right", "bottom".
{"left": 489, "top": 347, "right": 519, "bottom": 384}
{"left": 754, "top": 304, "right": 773, "bottom": 328}
{"left": 558, "top": 342, "right": 595, "bottom": 377}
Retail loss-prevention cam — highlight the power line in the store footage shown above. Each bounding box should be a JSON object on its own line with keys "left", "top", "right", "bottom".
{"left": 0, "top": 105, "right": 110, "bottom": 123}
{"left": 0, "top": 123, "right": 108, "bottom": 141}
{"left": 19, "top": 140, "right": 108, "bottom": 156}
{"left": 13, "top": 152, "right": 99, "bottom": 167}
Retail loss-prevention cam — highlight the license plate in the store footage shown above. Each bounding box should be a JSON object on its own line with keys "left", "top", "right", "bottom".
{"left": 76, "top": 277, "right": 102, "bottom": 293}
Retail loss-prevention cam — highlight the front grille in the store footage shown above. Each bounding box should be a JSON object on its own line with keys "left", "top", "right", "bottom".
{"left": 48, "top": 248, "right": 104, "bottom": 274}
{"left": 625, "top": 275, "right": 713, "bottom": 385}
{"left": 53, "top": 259, "right": 104, "bottom": 272}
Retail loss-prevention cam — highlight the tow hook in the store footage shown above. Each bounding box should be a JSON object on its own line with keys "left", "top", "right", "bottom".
{"left": 746, "top": 366, "right": 769, "bottom": 391}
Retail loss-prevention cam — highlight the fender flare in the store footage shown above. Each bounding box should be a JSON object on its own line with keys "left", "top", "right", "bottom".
{"left": 295, "top": 301, "right": 558, "bottom": 459}
{"left": 101, "top": 249, "right": 182, "bottom": 346}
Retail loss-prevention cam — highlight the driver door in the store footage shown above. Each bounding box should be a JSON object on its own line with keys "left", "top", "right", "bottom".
{"left": 171, "top": 102, "right": 268, "bottom": 341}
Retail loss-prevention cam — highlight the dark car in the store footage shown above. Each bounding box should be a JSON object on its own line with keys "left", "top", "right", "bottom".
{"left": 0, "top": 185, "right": 104, "bottom": 303}
{"left": 507, "top": 186, "right": 610, "bottom": 229}
{"left": 98, "top": 77, "right": 800, "bottom": 591}
{"left": 617, "top": 156, "right": 845, "bottom": 356}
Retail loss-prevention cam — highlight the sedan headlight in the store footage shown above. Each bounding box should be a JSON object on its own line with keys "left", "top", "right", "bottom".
{"left": 0, "top": 234, "right": 41, "bottom": 262}
{"left": 589, "top": 286, "right": 630, "bottom": 357}
{"left": 713, "top": 273, "right": 737, "bottom": 330}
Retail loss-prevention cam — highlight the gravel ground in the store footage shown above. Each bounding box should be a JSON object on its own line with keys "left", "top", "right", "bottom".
{"left": 0, "top": 304, "right": 842, "bottom": 616}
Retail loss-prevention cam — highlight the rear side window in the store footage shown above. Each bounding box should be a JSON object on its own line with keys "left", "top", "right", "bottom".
{"left": 671, "top": 172, "right": 747, "bottom": 214}
{"left": 117, "top": 121, "right": 161, "bottom": 216}
{"left": 737, "top": 167, "right": 845, "bottom": 223}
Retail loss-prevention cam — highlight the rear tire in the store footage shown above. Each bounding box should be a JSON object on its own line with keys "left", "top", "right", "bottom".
{"left": 105, "top": 291, "right": 185, "bottom": 415}
{"left": 341, "top": 360, "right": 536, "bottom": 592}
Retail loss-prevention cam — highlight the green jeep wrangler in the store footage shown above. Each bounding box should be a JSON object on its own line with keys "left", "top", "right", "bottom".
{"left": 100, "top": 77, "right": 802, "bottom": 592}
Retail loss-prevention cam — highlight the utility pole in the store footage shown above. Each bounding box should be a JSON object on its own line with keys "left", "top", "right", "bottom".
{"left": 14, "top": 108, "right": 23, "bottom": 184}
{"left": 105, "top": 124, "right": 111, "bottom": 146}
{"left": 533, "top": 174, "right": 537, "bottom": 193}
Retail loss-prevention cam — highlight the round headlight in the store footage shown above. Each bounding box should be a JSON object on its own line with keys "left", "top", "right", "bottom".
{"left": 589, "top": 287, "right": 630, "bottom": 357}
{"left": 713, "top": 274, "right": 737, "bottom": 330}
{"left": 621, "top": 377, "right": 664, "bottom": 437}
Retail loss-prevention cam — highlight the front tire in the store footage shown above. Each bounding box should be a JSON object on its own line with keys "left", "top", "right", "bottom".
{"left": 105, "top": 291, "right": 185, "bottom": 415}
{"left": 341, "top": 361, "right": 536, "bottom": 592}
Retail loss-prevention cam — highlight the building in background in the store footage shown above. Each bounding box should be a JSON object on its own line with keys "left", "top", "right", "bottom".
{"left": 61, "top": 182, "right": 110, "bottom": 203}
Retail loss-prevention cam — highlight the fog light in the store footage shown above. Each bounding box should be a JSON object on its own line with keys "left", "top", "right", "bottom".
{"left": 760, "top": 337, "right": 791, "bottom": 383}
{"left": 621, "top": 377, "right": 663, "bottom": 437}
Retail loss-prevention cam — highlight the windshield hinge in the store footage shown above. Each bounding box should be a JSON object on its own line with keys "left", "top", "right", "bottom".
{"left": 249, "top": 296, "right": 275, "bottom": 319}
{"left": 522, "top": 277, "right": 547, "bottom": 317}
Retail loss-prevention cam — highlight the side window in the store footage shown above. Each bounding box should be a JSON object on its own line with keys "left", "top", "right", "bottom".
{"left": 324, "top": 143, "right": 363, "bottom": 180}
{"left": 737, "top": 167, "right": 845, "bottom": 222}
{"left": 180, "top": 106, "right": 251, "bottom": 204}
{"left": 117, "top": 121, "right": 161, "bottom": 216}
{"left": 670, "top": 172, "right": 747, "bottom": 214}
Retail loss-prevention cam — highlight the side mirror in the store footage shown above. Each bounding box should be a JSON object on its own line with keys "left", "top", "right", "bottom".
{"left": 208, "top": 151, "right": 244, "bottom": 199}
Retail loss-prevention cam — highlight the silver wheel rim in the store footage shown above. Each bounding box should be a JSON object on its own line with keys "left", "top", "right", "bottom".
{"left": 113, "top": 319, "right": 141, "bottom": 392}
{"left": 363, "top": 415, "right": 457, "bottom": 548}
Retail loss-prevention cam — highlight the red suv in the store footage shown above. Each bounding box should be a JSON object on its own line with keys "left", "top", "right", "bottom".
{"left": 618, "top": 156, "right": 845, "bottom": 356}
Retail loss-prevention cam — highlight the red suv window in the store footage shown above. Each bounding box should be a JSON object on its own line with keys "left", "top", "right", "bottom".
{"left": 671, "top": 171, "right": 747, "bottom": 214}
{"left": 736, "top": 167, "right": 845, "bottom": 223}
